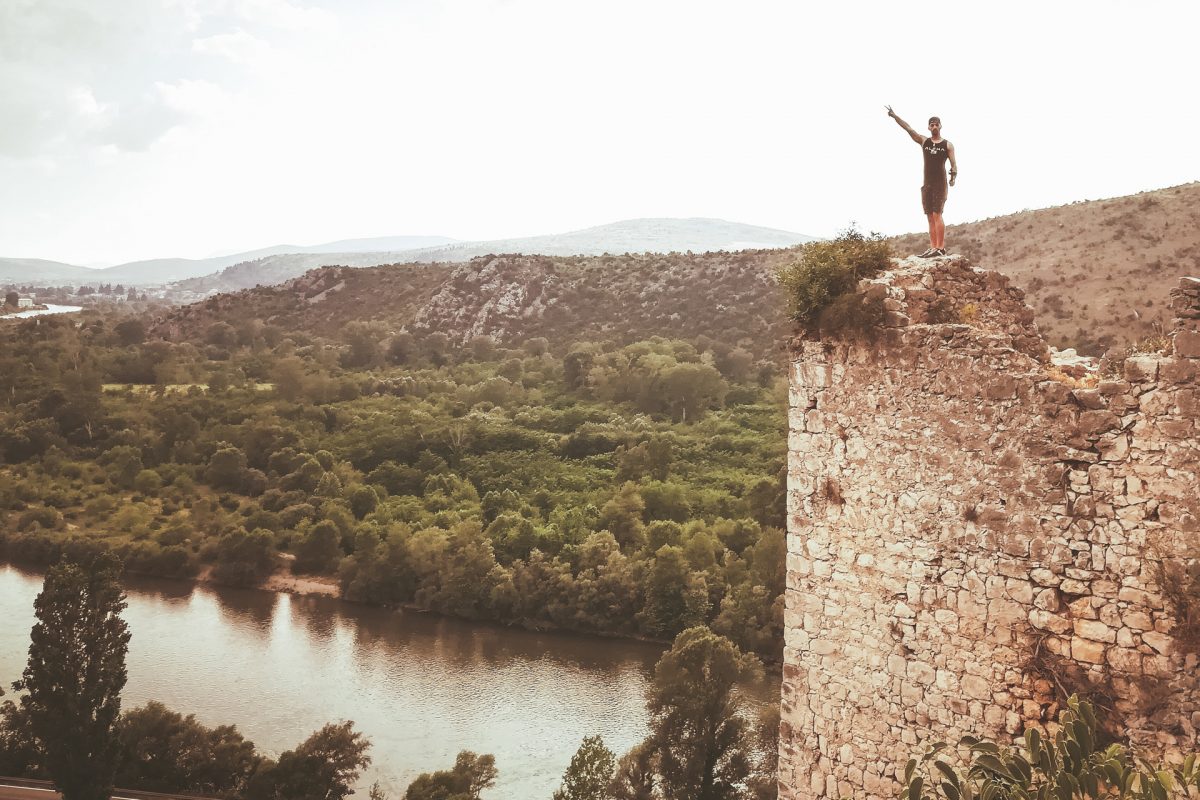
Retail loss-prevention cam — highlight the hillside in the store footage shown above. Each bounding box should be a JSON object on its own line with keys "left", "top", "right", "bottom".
{"left": 151, "top": 249, "right": 798, "bottom": 361}
{"left": 169, "top": 218, "right": 816, "bottom": 295}
{"left": 0, "top": 236, "right": 458, "bottom": 286}
{"left": 0, "top": 257, "right": 95, "bottom": 284}
{"left": 890, "top": 181, "right": 1200, "bottom": 353}
{"left": 151, "top": 183, "right": 1200, "bottom": 358}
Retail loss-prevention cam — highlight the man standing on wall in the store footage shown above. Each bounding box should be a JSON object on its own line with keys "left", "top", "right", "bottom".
{"left": 886, "top": 106, "right": 957, "bottom": 257}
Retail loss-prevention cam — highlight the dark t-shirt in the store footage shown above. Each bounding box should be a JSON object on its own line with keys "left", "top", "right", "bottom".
{"left": 922, "top": 138, "right": 950, "bottom": 186}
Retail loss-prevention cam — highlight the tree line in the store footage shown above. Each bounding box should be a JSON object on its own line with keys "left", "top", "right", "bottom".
{"left": 0, "top": 313, "right": 787, "bottom": 659}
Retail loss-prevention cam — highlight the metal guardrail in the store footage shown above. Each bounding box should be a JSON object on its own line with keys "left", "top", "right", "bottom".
{"left": 0, "top": 776, "right": 221, "bottom": 800}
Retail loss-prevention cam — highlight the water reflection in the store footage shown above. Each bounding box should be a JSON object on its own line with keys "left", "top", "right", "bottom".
{"left": 1, "top": 565, "right": 785, "bottom": 797}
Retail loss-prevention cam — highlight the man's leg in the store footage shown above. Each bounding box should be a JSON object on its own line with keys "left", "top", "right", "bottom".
{"left": 926, "top": 213, "right": 938, "bottom": 250}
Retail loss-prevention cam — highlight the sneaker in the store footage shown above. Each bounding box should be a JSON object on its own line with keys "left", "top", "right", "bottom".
{"left": 917, "top": 248, "right": 936, "bottom": 258}
{"left": 932, "top": 248, "right": 947, "bottom": 257}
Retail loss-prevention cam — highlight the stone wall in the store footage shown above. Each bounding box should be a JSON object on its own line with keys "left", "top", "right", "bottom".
{"left": 780, "top": 257, "right": 1200, "bottom": 800}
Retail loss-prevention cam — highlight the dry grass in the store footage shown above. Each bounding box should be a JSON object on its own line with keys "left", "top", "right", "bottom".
{"left": 1043, "top": 367, "right": 1100, "bottom": 388}
{"left": 890, "top": 182, "right": 1200, "bottom": 355}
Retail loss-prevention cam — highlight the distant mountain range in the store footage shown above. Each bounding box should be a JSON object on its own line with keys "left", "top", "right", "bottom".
{"left": 0, "top": 236, "right": 457, "bottom": 286}
{"left": 1, "top": 219, "right": 814, "bottom": 289}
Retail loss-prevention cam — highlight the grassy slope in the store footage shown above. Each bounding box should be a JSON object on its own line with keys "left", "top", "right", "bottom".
{"left": 890, "top": 182, "right": 1200, "bottom": 353}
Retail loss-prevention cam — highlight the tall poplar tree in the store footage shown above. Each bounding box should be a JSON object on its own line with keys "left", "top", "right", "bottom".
{"left": 15, "top": 553, "right": 130, "bottom": 800}
{"left": 644, "top": 627, "right": 762, "bottom": 800}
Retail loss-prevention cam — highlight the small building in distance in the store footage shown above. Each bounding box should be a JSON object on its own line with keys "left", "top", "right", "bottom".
{"left": 17, "top": 296, "right": 35, "bottom": 308}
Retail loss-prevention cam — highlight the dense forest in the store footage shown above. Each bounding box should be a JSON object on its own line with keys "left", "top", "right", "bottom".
{"left": 0, "top": 304, "right": 788, "bottom": 658}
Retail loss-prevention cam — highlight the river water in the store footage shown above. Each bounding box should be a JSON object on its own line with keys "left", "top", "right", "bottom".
{"left": 0, "top": 565, "right": 776, "bottom": 797}
{"left": 0, "top": 304, "right": 84, "bottom": 319}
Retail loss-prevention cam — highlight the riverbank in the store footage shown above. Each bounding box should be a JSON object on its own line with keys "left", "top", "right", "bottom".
{"left": 3, "top": 555, "right": 785, "bottom": 664}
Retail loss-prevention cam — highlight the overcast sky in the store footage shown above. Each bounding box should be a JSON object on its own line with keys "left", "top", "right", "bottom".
{"left": 1, "top": 0, "right": 1198, "bottom": 266}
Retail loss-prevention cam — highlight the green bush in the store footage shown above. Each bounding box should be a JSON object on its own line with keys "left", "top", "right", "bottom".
{"left": 901, "top": 696, "right": 1200, "bottom": 800}
{"left": 777, "top": 227, "right": 892, "bottom": 327}
{"left": 17, "top": 507, "right": 65, "bottom": 532}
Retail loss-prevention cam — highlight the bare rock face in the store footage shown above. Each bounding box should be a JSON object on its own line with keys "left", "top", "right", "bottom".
{"left": 409, "top": 256, "right": 563, "bottom": 345}
{"left": 780, "top": 263, "right": 1200, "bottom": 800}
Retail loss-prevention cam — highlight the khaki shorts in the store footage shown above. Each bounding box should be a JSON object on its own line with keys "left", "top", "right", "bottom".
{"left": 921, "top": 183, "right": 947, "bottom": 215}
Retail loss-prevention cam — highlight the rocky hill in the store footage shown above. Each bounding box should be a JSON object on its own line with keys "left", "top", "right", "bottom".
{"left": 151, "top": 249, "right": 798, "bottom": 360}
{"left": 890, "top": 181, "right": 1200, "bottom": 353}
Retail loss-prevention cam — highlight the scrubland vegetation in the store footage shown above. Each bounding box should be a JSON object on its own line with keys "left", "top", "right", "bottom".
{"left": 0, "top": 308, "right": 787, "bottom": 658}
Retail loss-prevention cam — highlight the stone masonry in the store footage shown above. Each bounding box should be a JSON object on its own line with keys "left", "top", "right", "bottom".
{"left": 780, "top": 257, "right": 1200, "bottom": 799}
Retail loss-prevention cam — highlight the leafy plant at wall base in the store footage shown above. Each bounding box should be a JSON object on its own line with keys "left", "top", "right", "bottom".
{"left": 900, "top": 696, "right": 1200, "bottom": 800}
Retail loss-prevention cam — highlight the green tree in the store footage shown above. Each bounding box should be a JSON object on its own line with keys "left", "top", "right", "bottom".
{"left": 114, "top": 319, "right": 146, "bottom": 346}
{"left": 103, "top": 444, "right": 144, "bottom": 489}
{"left": 212, "top": 529, "right": 277, "bottom": 586}
{"left": 341, "top": 321, "right": 387, "bottom": 369}
{"left": 0, "top": 695, "right": 42, "bottom": 778}
{"left": 643, "top": 627, "right": 762, "bottom": 800}
{"left": 659, "top": 362, "right": 726, "bottom": 423}
{"left": 638, "top": 546, "right": 709, "bottom": 638}
{"left": 114, "top": 700, "right": 260, "bottom": 795}
{"left": 404, "top": 751, "right": 498, "bottom": 800}
{"left": 294, "top": 520, "right": 343, "bottom": 574}
{"left": 15, "top": 553, "right": 131, "bottom": 800}
{"left": 272, "top": 356, "right": 307, "bottom": 402}
{"left": 245, "top": 722, "right": 371, "bottom": 800}
{"left": 349, "top": 485, "right": 380, "bottom": 520}
{"left": 206, "top": 445, "right": 248, "bottom": 491}
{"left": 554, "top": 735, "right": 617, "bottom": 800}
{"left": 598, "top": 482, "right": 646, "bottom": 551}
{"left": 610, "top": 740, "right": 657, "bottom": 800}
{"left": 387, "top": 332, "right": 415, "bottom": 365}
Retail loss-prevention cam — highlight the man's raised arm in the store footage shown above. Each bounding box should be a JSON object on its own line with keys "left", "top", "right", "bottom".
{"left": 885, "top": 105, "right": 925, "bottom": 144}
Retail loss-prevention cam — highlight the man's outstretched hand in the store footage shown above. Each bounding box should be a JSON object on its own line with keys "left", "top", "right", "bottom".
{"left": 885, "top": 105, "right": 896, "bottom": 118}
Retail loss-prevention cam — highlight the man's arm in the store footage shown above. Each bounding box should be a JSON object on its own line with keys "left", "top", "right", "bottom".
{"left": 947, "top": 141, "right": 957, "bottom": 186}
{"left": 885, "top": 105, "right": 925, "bottom": 145}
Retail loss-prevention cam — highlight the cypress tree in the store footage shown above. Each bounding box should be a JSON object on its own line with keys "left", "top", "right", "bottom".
{"left": 16, "top": 553, "right": 130, "bottom": 800}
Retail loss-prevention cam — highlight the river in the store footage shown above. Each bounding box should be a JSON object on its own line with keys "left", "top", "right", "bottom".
{"left": 0, "top": 304, "right": 84, "bottom": 319}
{"left": 0, "top": 565, "right": 777, "bottom": 797}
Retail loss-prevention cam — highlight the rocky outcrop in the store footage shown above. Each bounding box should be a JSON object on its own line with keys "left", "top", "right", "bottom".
{"left": 781, "top": 258, "right": 1200, "bottom": 800}
{"left": 149, "top": 250, "right": 796, "bottom": 359}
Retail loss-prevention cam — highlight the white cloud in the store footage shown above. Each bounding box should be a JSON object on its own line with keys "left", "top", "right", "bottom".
{"left": 231, "top": 0, "right": 333, "bottom": 30}
{"left": 192, "top": 28, "right": 274, "bottom": 64}
{"left": 156, "top": 78, "right": 232, "bottom": 117}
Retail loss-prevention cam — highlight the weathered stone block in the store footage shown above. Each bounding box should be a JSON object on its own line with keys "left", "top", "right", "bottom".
{"left": 1141, "top": 631, "right": 1172, "bottom": 655}
{"left": 1070, "top": 637, "right": 1107, "bottom": 663}
{"left": 1124, "top": 356, "right": 1159, "bottom": 383}
{"left": 1175, "top": 330, "right": 1200, "bottom": 359}
{"left": 961, "top": 674, "right": 991, "bottom": 701}
{"left": 1074, "top": 619, "right": 1117, "bottom": 643}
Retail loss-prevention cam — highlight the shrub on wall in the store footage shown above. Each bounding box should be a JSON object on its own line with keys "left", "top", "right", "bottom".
{"left": 777, "top": 227, "right": 892, "bottom": 328}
